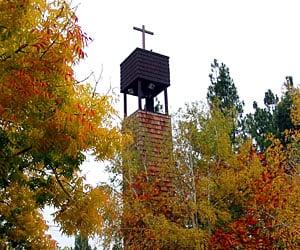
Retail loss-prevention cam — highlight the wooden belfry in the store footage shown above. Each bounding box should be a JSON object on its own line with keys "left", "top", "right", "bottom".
{"left": 121, "top": 25, "right": 170, "bottom": 116}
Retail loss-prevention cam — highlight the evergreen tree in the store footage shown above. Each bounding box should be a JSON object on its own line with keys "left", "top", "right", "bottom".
{"left": 207, "top": 59, "right": 244, "bottom": 115}
{"left": 245, "top": 76, "right": 295, "bottom": 151}
{"left": 207, "top": 59, "right": 244, "bottom": 143}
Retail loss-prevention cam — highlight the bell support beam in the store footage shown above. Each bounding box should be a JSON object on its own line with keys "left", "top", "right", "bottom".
{"left": 124, "top": 93, "right": 127, "bottom": 117}
{"left": 164, "top": 88, "right": 169, "bottom": 115}
{"left": 138, "top": 80, "right": 142, "bottom": 110}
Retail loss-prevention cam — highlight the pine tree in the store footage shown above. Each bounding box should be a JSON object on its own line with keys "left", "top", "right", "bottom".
{"left": 207, "top": 59, "right": 244, "bottom": 115}
{"left": 245, "top": 76, "right": 295, "bottom": 150}
{"left": 207, "top": 59, "right": 244, "bottom": 143}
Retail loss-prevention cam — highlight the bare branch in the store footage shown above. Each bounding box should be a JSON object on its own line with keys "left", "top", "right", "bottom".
{"left": 92, "top": 65, "right": 103, "bottom": 97}
{"left": 75, "top": 71, "right": 94, "bottom": 84}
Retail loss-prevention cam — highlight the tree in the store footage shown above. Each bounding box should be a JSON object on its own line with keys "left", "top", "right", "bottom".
{"left": 75, "top": 234, "right": 91, "bottom": 250}
{"left": 0, "top": 0, "right": 123, "bottom": 248}
{"left": 207, "top": 59, "right": 244, "bottom": 143}
{"left": 245, "top": 77, "right": 295, "bottom": 151}
{"left": 210, "top": 138, "right": 300, "bottom": 249}
{"left": 244, "top": 89, "right": 279, "bottom": 151}
{"left": 174, "top": 96, "right": 300, "bottom": 249}
{"left": 175, "top": 103, "right": 262, "bottom": 229}
{"left": 216, "top": 84, "right": 300, "bottom": 249}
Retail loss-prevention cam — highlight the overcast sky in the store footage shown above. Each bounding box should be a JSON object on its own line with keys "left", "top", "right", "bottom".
{"left": 51, "top": 0, "right": 300, "bottom": 247}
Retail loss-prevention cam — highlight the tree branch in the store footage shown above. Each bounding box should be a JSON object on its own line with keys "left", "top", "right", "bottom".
{"left": 0, "top": 43, "right": 29, "bottom": 62}
{"left": 92, "top": 65, "right": 103, "bottom": 97}
{"left": 75, "top": 71, "right": 94, "bottom": 84}
{"left": 14, "top": 146, "right": 32, "bottom": 157}
{"left": 51, "top": 166, "right": 72, "bottom": 199}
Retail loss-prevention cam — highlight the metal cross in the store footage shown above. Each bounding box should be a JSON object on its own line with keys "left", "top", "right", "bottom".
{"left": 133, "top": 25, "right": 154, "bottom": 49}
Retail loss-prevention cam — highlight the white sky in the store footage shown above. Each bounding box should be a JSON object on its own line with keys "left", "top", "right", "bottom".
{"left": 51, "top": 0, "right": 300, "bottom": 247}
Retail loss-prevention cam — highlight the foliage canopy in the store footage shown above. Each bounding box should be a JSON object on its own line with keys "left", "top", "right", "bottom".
{"left": 0, "top": 0, "right": 123, "bottom": 248}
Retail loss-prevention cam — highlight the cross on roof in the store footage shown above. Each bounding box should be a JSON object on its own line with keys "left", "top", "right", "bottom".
{"left": 133, "top": 25, "right": 154, "bottom": 50}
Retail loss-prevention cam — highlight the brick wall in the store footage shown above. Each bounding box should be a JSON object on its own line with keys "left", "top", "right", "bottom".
{"left": 128, "top": 110, "right": 172, "bottom": 170}
{"left": 122, "top": 110, "right": 174, "bottom": 249}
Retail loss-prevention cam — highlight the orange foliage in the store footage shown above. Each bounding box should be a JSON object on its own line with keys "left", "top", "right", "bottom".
{"left": 0, "top": 0, "right": 124, "bottom": 248}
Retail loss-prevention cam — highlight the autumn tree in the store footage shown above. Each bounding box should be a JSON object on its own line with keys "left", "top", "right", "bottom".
{"left": 0, "top": 0, "right": 123, "bottom": 248}
{"left": 175, "top": 98, "right": 300, "bottom": 249}
{"left": 174, "top": 103, "right": 262, "bottom": 229}
{"left": 210, "top": 109, "right": 300, "bottom": 249}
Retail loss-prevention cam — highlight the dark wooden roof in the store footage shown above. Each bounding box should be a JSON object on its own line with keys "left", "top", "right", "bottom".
{"left": 120, "top": 48, "right": 170, "bottom": 98}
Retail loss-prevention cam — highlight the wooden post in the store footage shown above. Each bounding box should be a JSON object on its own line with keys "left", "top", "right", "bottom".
{"left": 138, "top": 80, "right": 142, "bottom": 110}
{"left": 124, "top": 93, "right": 127, "bottom": 117}
{"left": 164, "top": 88, "right": 169, "bottom": 115}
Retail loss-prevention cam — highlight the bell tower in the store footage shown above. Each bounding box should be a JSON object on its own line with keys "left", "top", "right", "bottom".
{"left": 121, "top": 25, "right": 173, "bottom": 249}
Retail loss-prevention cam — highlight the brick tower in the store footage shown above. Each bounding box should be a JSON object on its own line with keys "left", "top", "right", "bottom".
{"left": 121, "top": 26, "right": 173, "bottom": 249}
